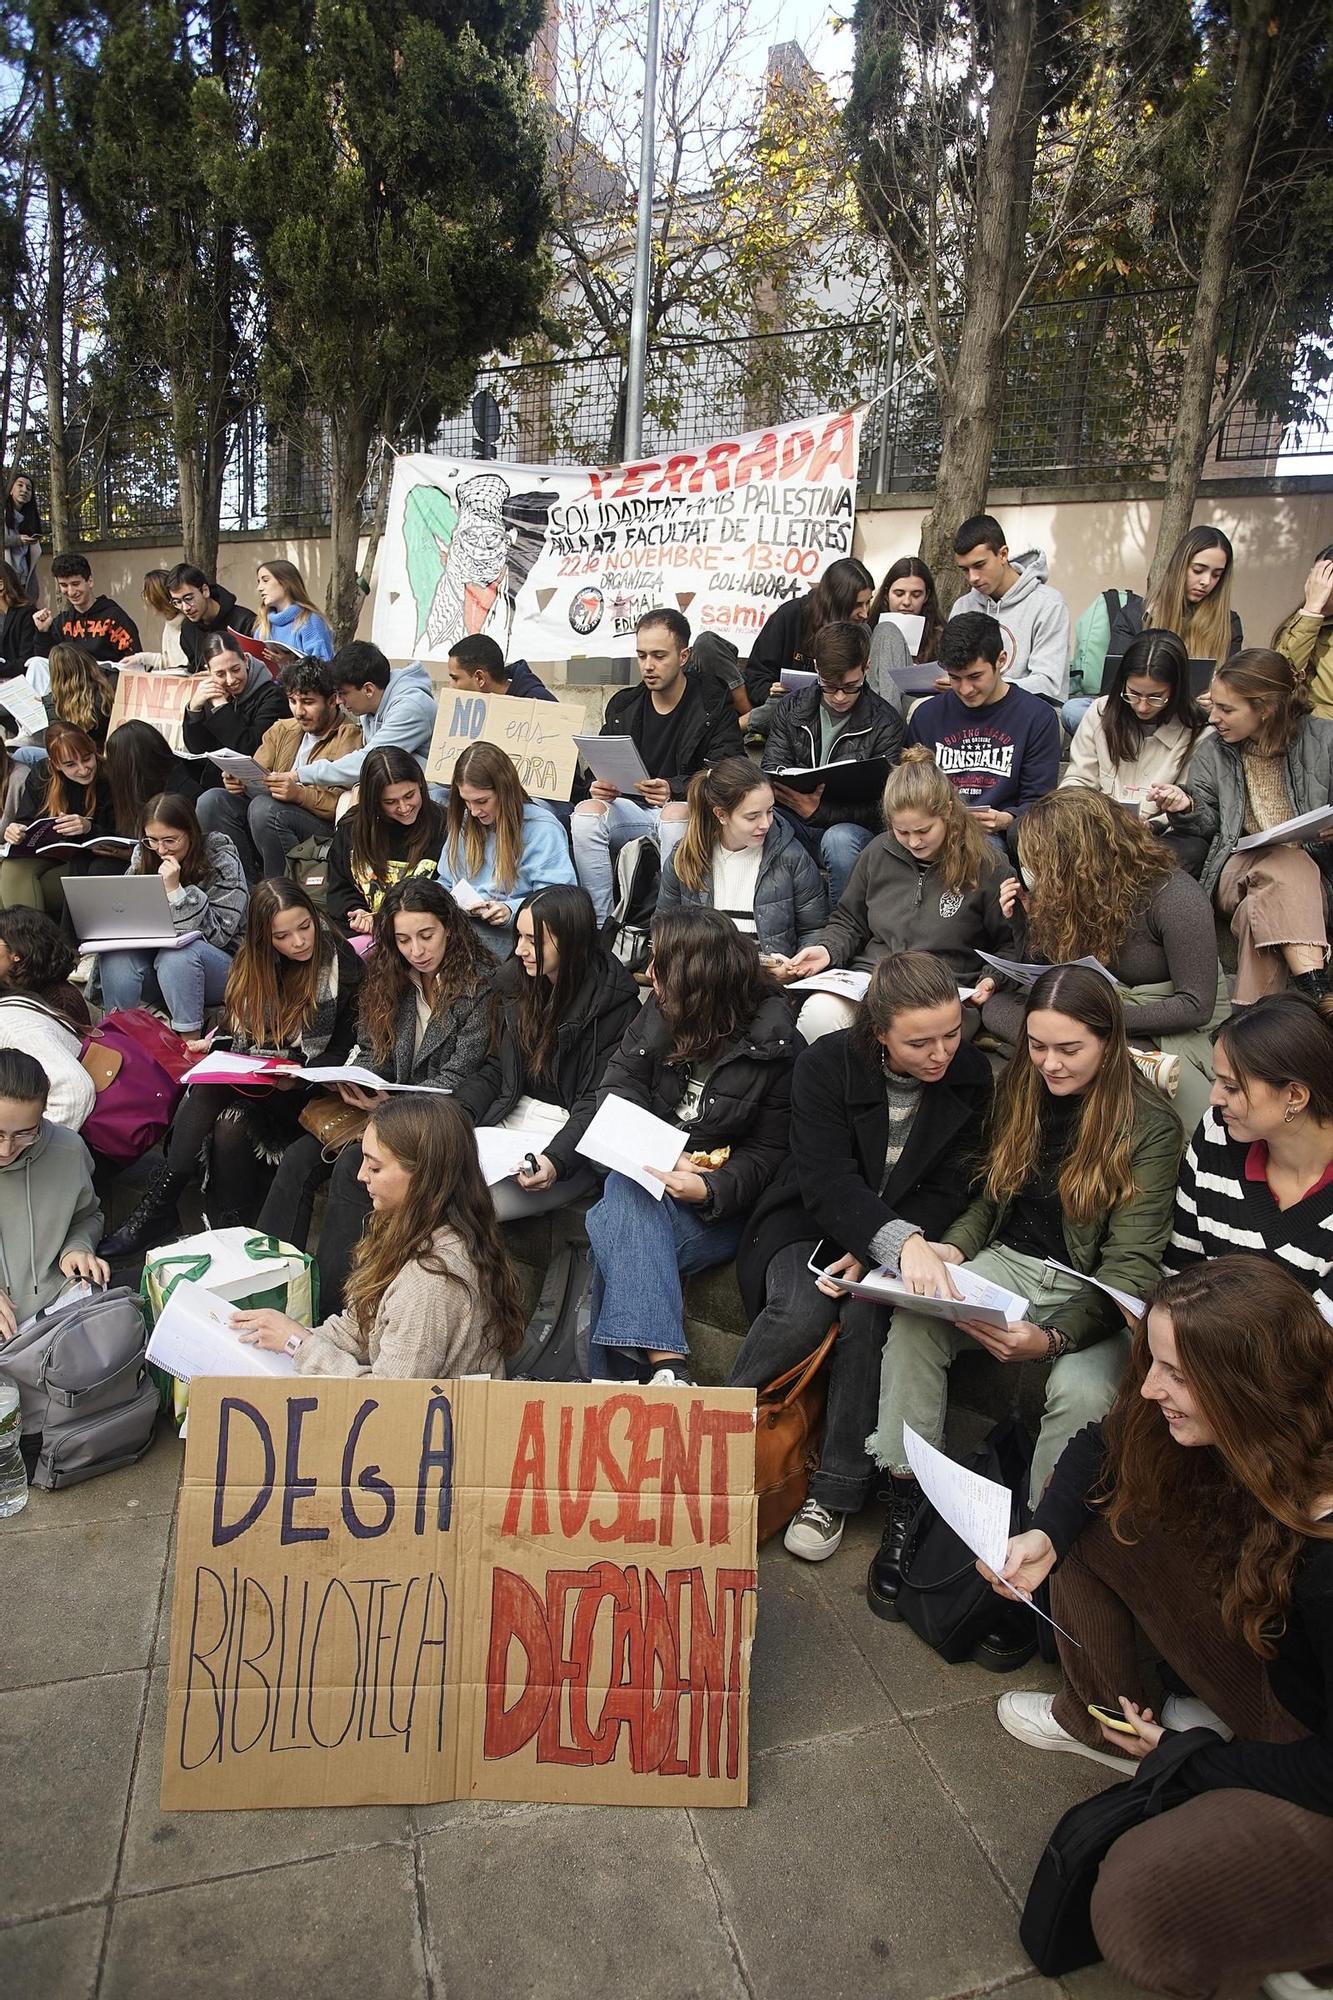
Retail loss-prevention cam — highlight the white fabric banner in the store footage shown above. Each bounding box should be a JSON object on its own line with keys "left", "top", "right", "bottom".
{"left": 373, "top": 406, "right": 866, "bottom": 663}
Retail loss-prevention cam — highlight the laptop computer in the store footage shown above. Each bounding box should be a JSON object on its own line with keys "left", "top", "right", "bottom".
{"left": 62, "top": 875, "right": 197, "bottom": 952}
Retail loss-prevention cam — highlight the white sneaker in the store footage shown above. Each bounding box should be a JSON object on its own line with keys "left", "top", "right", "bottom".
{"left": 997, "top": 1691, "right": 1136, "bottom": 1772}
{"left": 1161, "top": 1692, "right": 1232, "bottom": 1739}
{"left": 1264, "top": 1975, "right": 1333, "bottom": 1999}
{"left": 783, "top": 1499, "right": 844, "bottom": 1561}
{"left": 647, "top": 1363, "right": 694, "bottom": 1387}
{"left": 1130, "top": 1047, "right": 1180, "bottom": 1098}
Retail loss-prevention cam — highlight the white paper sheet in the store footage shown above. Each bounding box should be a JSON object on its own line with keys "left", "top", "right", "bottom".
{"left": 474, "top": 1125, "right": 560, "bottom": 1185}
{"left": 1043, "top": 1257, "right": 1146, "bottom": 1319}
{"left": 0, "top": 678, "right": 50, "bottom": 734}
{"left": 206, "top": 749, "right": 270, "bottom": 798}
{"left": 448, "top": 877, "right": 487, "bottom": 912}
{"left": 145, "top": 1278, "right": 297, "bottom": 1384}
{"left": 576, "top": 1092, "right": 684, "bottom": 1199}
{"left": 81, "top": 928, "right": 202, "bottom": 953}
{"left": 976, "top": 950, "right": 1122, "bottom": 989}
{"left": 1235, "top": 804, "right": 1333, "bottom": 852}
{"left": 180, "top": 1051, "right": 452, "bottom": 1095}
{"left": 815, "top": 1258, "right": 1029, "bottom": 1330}
{"left": 787, "top": 967, "right": 871, "bottom": 1000}
{"left": 573, "top": 734, "right": 650, "bottom": 791}
{"left": 882, "top": 610, "right": 926, "bottom": 652}
{"left": 903, "top": 1422, "right": 1011, "bottom": 1574}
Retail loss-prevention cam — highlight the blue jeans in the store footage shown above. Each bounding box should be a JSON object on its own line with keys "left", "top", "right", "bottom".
{"left": 98, "top": 938, "right": 234, "bottom": 1033}
{"left": 197, "top": 785, "right": 328, "bottom": 882}
{"left": 586, "top": 1171, "right": 743, "bottom": 1357}
{"left": 1061, "top": 696, "right": 1094, "bottom": 736}
{"left": 571, "top": 797, "right": 686, "bottom": 925}
{"left": 777, "top": 809, "right": 875, "bottom": 907}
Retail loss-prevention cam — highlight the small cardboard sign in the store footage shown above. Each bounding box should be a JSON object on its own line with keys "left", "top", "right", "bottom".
{"left": 108, "top": 670, "right": 202, "bottom": 752}
{"left": 162, "top": 1378, "right": 758, "bottom": 1811}
{"left": 423, "top": 690, "right": 587, "bottom": 800}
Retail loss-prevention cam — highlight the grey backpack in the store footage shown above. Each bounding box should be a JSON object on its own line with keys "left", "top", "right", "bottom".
{"left": 3, "top": 1286, "right": 157, "bottom": 1489}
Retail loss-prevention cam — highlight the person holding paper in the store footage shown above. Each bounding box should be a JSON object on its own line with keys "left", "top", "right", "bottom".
{"left": 294, "top": 641, "right": 437, "bottom": 793}
{"left": 181, "top": 631, "right": 288, "bottom": 791}
{"left": 656, "top": 758, "right": 826, "bottom": 968}
{"left": 97, "top": 792, "right": 249, "bottom": 1034}
{"left": 786, "top": 746, "right": 1016, "bottom": 1041}
{"left": 1152, "top": 649, "right": 1333, "bottom": 1005}
{"left": 196, "top": 655, "right": 361, "bottom": 881}
{"left": 1, "top": 726, "right": 116, "bottom": 915}
{"left": 732, "top": 951, "right": 993, "bottom": 1560}
{"left": 324, "top": 746, "right": 444, "bottom": 935}
{"left": 984, "top": 789, "right": 1225, "bottom": 1131}
{"left": 989, "top": 1258, "right": 1333, "bottom": 1998}
{"left": 1163, "top": 994, "right": 1333, "bottom": 1320}
{"left": 0, "top": 1048, "right": 106, "bottom": 1336}
{"left": 869, "top": 558, "right": 945, "bottom": 670}
{"left": 739, "top": 555, "right": 877, "bottom": 718}
{"left": 31, "top": 551, "right": 140, "bottom": 665}
{"left": 253, "top": 559, "right": 335, "bottom": 661}
{"left": 584, "top": 907, "right": 795, "bottom": 1385}
{"left": 439, "top": 742, "right": 575, "bottom": 954}
{"left": 100, "top": 880, "right": 363, "bottom": 1257}
{"left": 906, "top": 612, "right": 1061, "bottom": 849}
{"left": 452, "top": 885, "right": 638, "bottom": 1219}
{"left": 237, "top": 1096, "right": 522, "bottom": 1380}
{"left": 259, "top": 878, "right": 496, "bottom": 1309}
{"left": 761, "top": 619, "right": 906, "bottom": 904}
{"left": 570, "top": 608, "right": 743, "bottom": 925}
{"left": 866, "top": 963, "right": 1183, "bottom": 1616}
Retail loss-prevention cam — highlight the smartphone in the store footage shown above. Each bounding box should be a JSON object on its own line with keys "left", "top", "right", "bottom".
{"left": 806, "top": 1240, "right": 843, "bottom": 1281}
{"left": 1087, "top": 1701, "right": 1138, "bottom": 1734}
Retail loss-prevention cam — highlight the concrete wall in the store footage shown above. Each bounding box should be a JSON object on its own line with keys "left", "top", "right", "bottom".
{"left": 55, "top": 476, "right": 1333, "bottom": 677}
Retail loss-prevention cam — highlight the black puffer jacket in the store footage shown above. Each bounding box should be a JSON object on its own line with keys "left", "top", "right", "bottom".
{"left": 594, "top": 991, "right": 796, "bottom": 1221}
{"left": 451, "top": 952, "right": 640, "bottom": 1179}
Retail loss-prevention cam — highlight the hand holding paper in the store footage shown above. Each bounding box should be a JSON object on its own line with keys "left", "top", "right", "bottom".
{"left": 576, "top": 1093, "right": 684, "bottom": 1199}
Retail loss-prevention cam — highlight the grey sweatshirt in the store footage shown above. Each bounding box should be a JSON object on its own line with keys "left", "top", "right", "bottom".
{"left": 0, "top": 1120, "right": 101, "bottom": 1319}
{"left": 297, "top": 662, "right": 438, "bottom": 787}
{"left": 948, "top": 549, "right": 1072, "bottom": 704}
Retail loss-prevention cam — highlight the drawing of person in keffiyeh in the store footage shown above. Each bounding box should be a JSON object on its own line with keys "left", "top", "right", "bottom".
{"left": 403, "top": 474, "right": 515, "bottom": 654}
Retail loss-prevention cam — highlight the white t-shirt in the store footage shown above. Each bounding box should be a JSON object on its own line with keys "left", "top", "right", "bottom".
{"left": 711, "top": 843, "right": 763, "bottom": 938}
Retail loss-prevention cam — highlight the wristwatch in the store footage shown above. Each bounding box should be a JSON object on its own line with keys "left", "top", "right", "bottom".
{"left": 284, "top": 1332, "right": 304, "bottom": 1357}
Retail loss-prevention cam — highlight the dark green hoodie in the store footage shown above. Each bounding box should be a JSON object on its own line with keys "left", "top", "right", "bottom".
{"left": 0, "top": 1119, "right": 101, "bottom": 1319}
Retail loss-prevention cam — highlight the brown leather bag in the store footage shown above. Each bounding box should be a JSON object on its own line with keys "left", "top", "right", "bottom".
{"left": 297, "top": 1091, "right": 368, "bottom": 1159}
{"left": 753, "top": 1324, "right": 838, "bottom": 1543}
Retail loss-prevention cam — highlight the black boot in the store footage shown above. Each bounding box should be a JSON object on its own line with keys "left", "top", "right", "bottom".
{"left": 1292, "top": 968, "right": 1333, "bottom": 1006}
{"left": 866, "top": 1475, "right": 923, "bottom": 1621}
{"left": 98, "top": 1164, "right": 188, "bottom": 1259}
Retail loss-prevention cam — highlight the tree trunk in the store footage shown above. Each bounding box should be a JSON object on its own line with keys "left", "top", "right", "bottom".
{"left": 1148, "top": 0, "right": 1273, "bottom": 595}
{"left": 41, "top": 73, "right": 72, "bottom": 555}
{"left": 918, "top": 0, "right": 1042, "bottom": 605}
{"left": 327, "top": 409, "right": 374, "bottom": 644}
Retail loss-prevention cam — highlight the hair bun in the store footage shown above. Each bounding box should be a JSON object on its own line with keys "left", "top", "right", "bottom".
{"left": 899, "top": 744, "right": 938, "bottom": 768}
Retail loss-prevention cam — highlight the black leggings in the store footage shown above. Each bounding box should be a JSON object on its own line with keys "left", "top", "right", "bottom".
{"left": 165, "top": 1084, "right": 304, "bottom": 1225}
{"left": 256, "top": 1134, "right": 371, "bottom": 1312}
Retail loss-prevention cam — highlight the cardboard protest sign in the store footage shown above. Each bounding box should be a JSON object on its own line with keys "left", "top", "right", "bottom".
{"left": 423, "top": 690, "right": 587, "bottom": 800}
{"left": 162, "top": 1377, "right": 758, "bottom": 1812}
{"left": 374, "top": 406, "right": 866, "bottom": 663}
{"left": 108, "top": 670, "right": 201, "bottom": 752}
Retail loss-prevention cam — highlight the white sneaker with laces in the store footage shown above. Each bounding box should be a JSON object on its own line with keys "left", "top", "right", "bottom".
{"left": 1161, "top": 1692, "right": 1232, "bottom": 1739}
{"left": 997, "top": 1691, "right": 1136, "bottom": 1772}
{"left": 783, "top": 1499, "right": 844, "bottom": 1561}
{"left": 647, "top": 1363, "right": 694, "bottom": 1388}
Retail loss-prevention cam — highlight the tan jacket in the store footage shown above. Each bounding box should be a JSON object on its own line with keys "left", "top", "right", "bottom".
{"left": 255, "top": 715, "right": 364, "bottom": 821}
{"left": 1061, "top": 697, "right": 1209, "bottom": 815}
{"left": 295, "top": 1225, "right": 508, "bottom": 1380}
{"left": 1274, "top": 611, "right": 1333, "bottom": 720}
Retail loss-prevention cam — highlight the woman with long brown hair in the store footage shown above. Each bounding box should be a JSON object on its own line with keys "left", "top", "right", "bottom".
{"left": 741, "top": 554, "right": 876, "bottom": 713}
{"left": 869, "top": 554, "right": 946, "bottom": 684}
{"left": 585, "top": 905, "right": 796, "bottom": 1384}
{"left": 657, "top": 756, "right": 826, "bottom": 968}
{"left": 0, "top": 557, "right": 39, "bottom": 680}
{"left": 258, "top": 876, "right": 496, "bottom": 1309}
{"left": 983, "top": 788, "right": 1225, "bottom": 1129}
{"left": 253, "top": 557, "right": 334, "bottom": 659}
{"left": 324, "top": 744, "right": 444, "bottom": 934}
{"left": 1069, "top": 527, "right": 1243, "bottom": 731}
{"left": 0, "top": 724, "right": 118, "bottom": 914}
{"left": 788, "top": 746, "right": 1015, "bottom": 1039}
{"left": 97, "top": 791, "right": 248, "bottom": 1033}
{"left": 439, "top": 741, "right": 575, "bottom": 953}
{"left": 991, "top": 1257, "right": 1333, "bottom": 1995}
{"left": 1150, "top": 647, "right": 1333, "bottom": 1005}
{"left": 866, "top": 963, "right": 1184, "bottom": 1619}
{"left": 236, "top": 1096, "right": 522, "bottom": 1378}
{"left": 99, "top": 879, "right": 363, "bottom": 1256}
{"left": 453, "top": 884, "right": 638, "bottom": 1220}
{"left": 103, "top": 717, "right": 202, "bottom": 832}
{"left": 45, "top": 641, "right": 115, "bottom": 746}
{"left": 1063, "top": 630, "right": 1210, "bottom": 871}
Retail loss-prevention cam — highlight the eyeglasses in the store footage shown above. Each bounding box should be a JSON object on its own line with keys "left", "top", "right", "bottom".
{"left": 144, "top": 834, "right": 186, "bottom": 852}
{"left": 1121, "top": 688, "right": 1171, "bottom": 709}
{"left": 818, "top": 675, "right": 866, "bottom": 696}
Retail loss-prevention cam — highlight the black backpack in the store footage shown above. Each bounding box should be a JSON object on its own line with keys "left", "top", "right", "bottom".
{"left": 896, "top": 1413, "right": 1036, "bottom": 1664}
{"left": 509, "top": 1244, "right": 595, "bottom": 1382}
{"left": 604, "top": 834, "right": 660, "bottom": 974}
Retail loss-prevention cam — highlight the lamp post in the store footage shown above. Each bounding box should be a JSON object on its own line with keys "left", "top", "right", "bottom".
{"left": 623, "top": 0, "right": 661, "bottom": 460}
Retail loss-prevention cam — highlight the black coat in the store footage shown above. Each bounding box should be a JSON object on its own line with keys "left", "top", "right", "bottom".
{"left": 17, "top": 765, "right": 116, "bottom": 838}
{"left": 0, "top": 603, "right": 39, "bottom": 680}
{"left": 594, "top": 990, "right": 796, "bottom": 1222}
{"left": 181, "top": 670, "right": 289, "bottom": 781}
{"left": 178, "top": 587, "right": 257, "bottom": 671}
{"left": 574, "top": 672, "right": 743, "bottom": 804}
{"left": 451, "top": 951, "right": 640, "bottom": 1179}
{"left": 736, "top": 1028, "right": 993, "bottom": 1320}
{"left": 761, "top": 683, "right": 905, "bottom": 832}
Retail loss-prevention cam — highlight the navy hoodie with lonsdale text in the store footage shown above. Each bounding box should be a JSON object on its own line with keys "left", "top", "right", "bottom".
{"left": 907, "top": 681, "right": 1061, "bottom": 821}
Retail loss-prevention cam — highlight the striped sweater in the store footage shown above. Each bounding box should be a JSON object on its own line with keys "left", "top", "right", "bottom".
{"left": 1164, "top": 1106, "right": 1333, "bottom": 1319}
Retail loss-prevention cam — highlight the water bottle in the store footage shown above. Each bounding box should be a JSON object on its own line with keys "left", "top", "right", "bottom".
{"left": 0, "top": 1375, "right": 28, "bottom": 1517}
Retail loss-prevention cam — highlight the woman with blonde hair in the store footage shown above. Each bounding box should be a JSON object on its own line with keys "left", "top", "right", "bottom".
{"left": 1066, "top": 527, "right": 1242, "bottom": 731}
{"left": 254, "top": 558, "right": 334, "bottom": 659}
{"left": 45, "top": 642, "right": 114, "bottom": 746}
{"left": 236, "top": 1095, "right": 523, "bottom": 1379}
{"left": 99, "top": 878, "right": 363, "bottom": 1256}
{"left": 866, "top": 963, "right": 1183, "bottom": 1620}
{"left": 786, "top": 745, "right": 1016, "bottom": 1039}
{"left": 1150, "top": 648, "right": 1333, "bottom": 1005}
{"left": 983, "top": 789, "right": 1225, "bottom": 1129}
{"left": 991, "top": 1257, "right": 1333, "bottom": 1996}
{"left": 438, "top": 741, "right": 575, "bottom": 953}
{"left": 657, "top": 756, "right": 825, "bottom": 968}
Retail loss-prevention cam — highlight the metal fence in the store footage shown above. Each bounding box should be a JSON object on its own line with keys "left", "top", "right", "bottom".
{"left": 32, "top": 288, "right": 1333, "bottom": 545}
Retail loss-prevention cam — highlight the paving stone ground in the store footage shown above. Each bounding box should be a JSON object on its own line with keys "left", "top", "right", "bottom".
{"left": 1, "top": 1431, "right": 1206, "bottom": 2000}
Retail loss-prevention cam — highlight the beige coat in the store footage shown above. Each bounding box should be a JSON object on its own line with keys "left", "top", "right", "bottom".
{"left": 295, "top": 1225, "right": 507, "bottom": 1380}
{"left": 256, "top": 714, "right": 365, "bottom": 821}
{"left": 1061, "top": 698, "right": 1208, "bottom": 816}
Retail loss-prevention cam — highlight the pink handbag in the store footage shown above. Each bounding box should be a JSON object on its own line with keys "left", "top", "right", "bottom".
{"left": 79, "top": 1011, "right": 190, "bottom": 1164}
